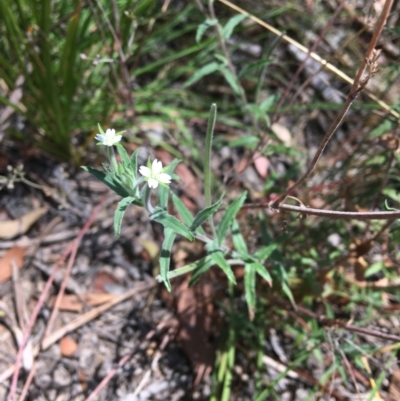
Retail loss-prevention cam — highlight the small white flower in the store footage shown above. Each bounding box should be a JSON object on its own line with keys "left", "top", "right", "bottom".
{"left": 95, "top": 128, "right": 122, "bottom": 146}
{"left": 139, "top": 159, "right": 172, "bottom": 189}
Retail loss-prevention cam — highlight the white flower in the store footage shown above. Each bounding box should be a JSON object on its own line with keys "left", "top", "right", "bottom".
{"left": 139, "top": 159, "right": 172, "bottom": 189}
{"left": 95, "top": 128, "right": 122, "bottom": 146}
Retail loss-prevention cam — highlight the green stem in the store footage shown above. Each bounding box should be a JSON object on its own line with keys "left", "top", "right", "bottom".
{"left": 107, "top": 146, "right": 118, "bottom": 172}
{"left": 141, "top": 184, "right": 155, "bottom": 214}
{"left": 204, "top": 103, "right": 217, "bottom": 235}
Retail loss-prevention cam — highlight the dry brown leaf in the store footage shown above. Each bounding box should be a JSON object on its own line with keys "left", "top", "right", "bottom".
{"left": 0, "top": 207, "right": 48, "bottom": 239}
{"left": 0, "top": 246, "right": 26, "bottom": 283}
{"left": 60, "top": 336, "right": 79, "bottom": 357}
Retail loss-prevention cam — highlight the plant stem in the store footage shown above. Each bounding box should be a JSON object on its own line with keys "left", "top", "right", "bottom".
{"left": 204, "top": 103, "right": 217, "bottom": 235}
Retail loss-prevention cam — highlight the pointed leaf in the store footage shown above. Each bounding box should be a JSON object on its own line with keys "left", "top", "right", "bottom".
{"left": 222, "top": 14, "right": 246, "bottom": 39}
{"left": 244, "top": 263, "right": 256, "bottom": 320}
{"left": 189, "top": 256, "right": 215, "bottom": 286}
{"left": 216, "top": 192, "right": 247, "bottom": 245}
{"left": 150, "top": 207, "right": 194, "bottom": 241}
{"left": 276, "top": 263, "right": 295, "bottom": 307}
{"left": 183, "top": 62, "right": 220, "bottom": 87}
{"left": 155, "top": 255, "right": 212, "bottom": 283}
{"left": 259, "top": 94, "right": 278, "bottom": 113}
{"left": 220, "top": 67, "right": 241, "bottom": 95}
{"left": 116, "top": 144, "right": 131, "bottom": 172}
{"left": 254, "top": 243, "right": 279, "bottom": 263}
{"left": 196, "top": 18, "right": 217, "bottom": 43}
{"left": 114, "top": 196, "right": 136, "bottom": 237}
{"left": 160, "top": 228, "right": 176, "bottom": 291}
{"left": 82, "top": 166, "right": 130, "bottom": 197}
{"left": 252, "top": 262, "right": 272, "bottom": 286}
{"left": 171, "top": 192, "right": 206, "bottom": 235}
{"left": 209, "top": 247, "right": 236, "bottom": 284}
{"left": 190, "top": 196, "right": 222, "bottom": 232}
{"left": 130, "top": 148, "right": 140, "bottom": 175}
{"left": 231, "top": 219, "right": 248, "bottom": 254}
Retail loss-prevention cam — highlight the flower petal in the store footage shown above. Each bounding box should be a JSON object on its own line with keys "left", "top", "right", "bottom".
{"left": 95, "top": 134, "right": 105, "bottom": 142}
{"left": 105, "top": 128, "right": 116, "bottom": 137}
{"left": 139, "top": 166, "right": 151, "bottom": 177}
{"left": 152, "top": 159, "right": 163, "bottom": 174}
{"left": 157, "top": 173, "right": 171, "bottom": 184}
{"left": 148, "top": 178, "right": 159, "bottom": 188}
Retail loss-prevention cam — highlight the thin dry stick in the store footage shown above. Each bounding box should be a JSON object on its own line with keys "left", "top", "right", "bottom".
{"left": 243, "top": 202, "right": 400, "bottom": 220}
{"left": 17, "top": 360, "right": 37, "bottom": 401}
{"left": 8, "top": 195, "right": 107, "bottom": 401}
{"left": 217, "top": 0, "right": 400, "bottom": 120}
{"left": 42, "top": 239, "right": 80, "bottom": 340}
{"left": 270, "top": 0, "right": 394, "bottom": 209}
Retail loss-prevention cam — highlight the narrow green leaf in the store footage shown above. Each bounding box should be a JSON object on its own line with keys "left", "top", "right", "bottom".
{"left": 259, "top": 94, "right": 278, "bottom": 113}
{"left": 239, "top": 58, "right": 273, "bottom": 79}
{"left": 216, "top": 192, "right": 247, "bottom": 245}
{"left": 155, "top": 255, "right": 211, "bottom": 282}
{"left": 220, "top": 67, "right": 241, "bottom": 95}
{"left": 171, "top": 192, "right": 206, "bottom": 235}
{"left": 254, "top": 243, "right": 279, "bottom": 263}
{"left": 183, "top": 62, "right": 220, "bottom": 87}
{"left": 171, "top": 192, "right": 194, "bottom": 225}
{"left": 244, "top": 263, "right": 256, "bottom": 319}
{"left": 276, "top": 263, "right": 295, "bottom": 307}
{"left": 160, "top": 228, "right": 176, "bottom": 291}
{"left": 210, "top": 248, "right": 236, "bottom": 284}
{"left": 281, "top": 281, "right": 295, "bottom": 308}
{"left": 130, "top": 149, "right": 140, "bottom": 175}
{"left": 114, "top": 196, "right": 136, "bottom": 237}
{"left": 189, "top": 256, "right": 215, "bottom": 286}
{"left": 116, "top": 144, "right": 132, "bottom": 172}
{"left": 365, "top": 261, "right": 384, "bottom": 278}
{"left": 222, "top": 14, "right": 246, "bottom": 39}
{"left": 82, "top": 166, "right": 130, "bottom": 197}
{"left": 196, "top": 18, "right": 217, "bottom": 43}
{"left": 252, "top": 262, "right": 272, "bottom": 286}
{"left": 190, "top": 196, "right": 223, "bottom": 232}
{"left": 150, "top": 207, "right": 194, "bottom": 241}
{"left": 231, "top": 219, "right": 248, "bottom": 254}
